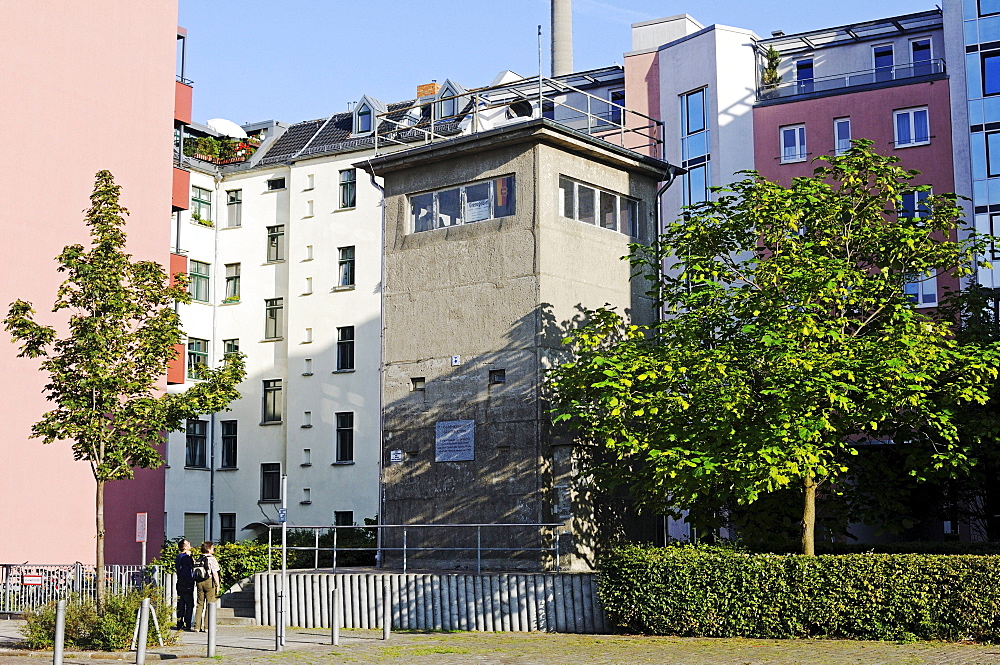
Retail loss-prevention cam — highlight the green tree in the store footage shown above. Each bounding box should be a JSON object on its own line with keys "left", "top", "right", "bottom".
{"left": 548, "top": 142, "right": 1000, "bottom": 555}
{"left": 4, "top": 171, "right": 245, "bottom": 612}
{"left": 761, "top": 45, "right": 782, "bottom": 89}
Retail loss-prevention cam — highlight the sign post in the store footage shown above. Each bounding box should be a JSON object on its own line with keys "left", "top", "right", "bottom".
{"left": 135, "top": 513, "right": 148, "bottom": 566}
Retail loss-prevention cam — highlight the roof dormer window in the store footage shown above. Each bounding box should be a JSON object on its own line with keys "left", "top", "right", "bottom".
{"left": 356, "top": 103, "right": 373, "bottom": 135}
{"left": 435, "top": 81, "right": 463, "bottom": 121}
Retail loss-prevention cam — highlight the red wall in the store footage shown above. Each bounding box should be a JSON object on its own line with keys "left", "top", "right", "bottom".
{"left": 753, "top": 80, "right": 958, "bottom": 298}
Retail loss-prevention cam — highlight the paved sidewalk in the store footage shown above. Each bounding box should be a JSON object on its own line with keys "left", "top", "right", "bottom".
{"left": 3, "top": 620, "right": 1000, "bottom": 665}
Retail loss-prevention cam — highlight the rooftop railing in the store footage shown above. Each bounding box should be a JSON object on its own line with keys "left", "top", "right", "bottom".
{"left": 758, "top": 59, "right": 945, "bottom": 101}
{"left": 374, "top": 75, "right": 664, "bottom": 161}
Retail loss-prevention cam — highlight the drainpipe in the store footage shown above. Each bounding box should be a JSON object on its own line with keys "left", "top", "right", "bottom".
{"left": 208, "top": 169, "right": 223, "bottom": 541}
{"left": 366, "top": 163, "right": 387, "bottom": 567}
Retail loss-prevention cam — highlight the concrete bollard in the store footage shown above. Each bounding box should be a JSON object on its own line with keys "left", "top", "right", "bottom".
{"left": 135, "top": 598, "right": 150, "bottom": 665}
{"left": 52, "top": 599, "right": 66, "bottom": 665}
{"left": 382, "top": 577, "right": 391, "bottom": 641}
{"left": 206, "top": 601, "right": 217, "bottom": 658}
{"left": 331, "top": 581, "right": 341, "bottom": 646}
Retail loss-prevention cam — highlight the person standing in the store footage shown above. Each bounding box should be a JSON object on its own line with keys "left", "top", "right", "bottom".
{"left": 194, "top": 541, "right": 221, "bottom": 632}
{"left": 173, "top": 540, "right": 195, "bottom": 631}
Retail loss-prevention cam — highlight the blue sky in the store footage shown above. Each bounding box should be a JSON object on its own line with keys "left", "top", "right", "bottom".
{"left": 179, "top": 0, "right": 932, "bottom": 126}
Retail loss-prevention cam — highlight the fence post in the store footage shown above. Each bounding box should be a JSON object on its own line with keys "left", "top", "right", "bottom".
{"left": 555, "top": 531, "right": 561, "bottom": 572}
{"left": 381, "top": 577, "right": 391, "bottom": 641}
{"left": 332, "top": 528, "right": 338, "bottom": 573}
{"left": 2, "top": 564, "right": 9, "bottom": 614}
{"left": 331, "top": 579, "right": 340, "bottom": 646}
{"left": 206, "top": 601, "right": 217, "bottom": 658}
{"left": 402, "top": 529, "right": 408, "bottom": 574}
{"left": 52, "top": 599, "right": 66, "bottom": 665}
{"left": 314, "top": 530, "right": 319, "bottom": 570}
{"left": 135, "top": 598, "right": 149, "bottom": 665}
{"left": 268, "top": 529, "right": 273, "bottom": 572}
{"left": 477, "top": 527, "right": 482, "bottom": 576}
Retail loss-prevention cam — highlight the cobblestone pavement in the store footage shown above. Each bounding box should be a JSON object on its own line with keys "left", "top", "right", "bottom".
{"left": 3, "top": 621, "right": 1000, "bottom": 665}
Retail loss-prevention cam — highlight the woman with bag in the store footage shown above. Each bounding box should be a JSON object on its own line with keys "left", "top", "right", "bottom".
{"left": 193, "top": 541, "right": 221, "bottom": 632}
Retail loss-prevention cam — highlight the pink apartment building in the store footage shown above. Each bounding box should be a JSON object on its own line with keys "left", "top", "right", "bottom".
{"left": 1, "top": 1, "right": 188, "bottom": 564}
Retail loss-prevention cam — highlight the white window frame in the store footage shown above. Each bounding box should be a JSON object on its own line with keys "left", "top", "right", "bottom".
{"left": 910, "top": 37, "right": 932, "bottom": 63}
{"left": 558, "top": 176, "right": 640, "bottom": 237}
{"left": 355, "top": 103, "right": 373, "bottom": 135}
{"left": 872, "top": 43, "right": 895, "bottom": 80}
{"left": 780, "top": 124, "right": 807, "bottom": 163}
{"left": 834, "top": 118, "right": 851, "bottom": 156}
{"left": 904, "top": 272, "right": 938, "bottom": 308}
{"left": 894, "top": 107, "right": 930, "bottom": 148}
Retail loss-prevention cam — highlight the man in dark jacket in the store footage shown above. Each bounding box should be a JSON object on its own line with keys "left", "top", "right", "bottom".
{"left": 174, "top": 540, "right": 195, "bottom": 631}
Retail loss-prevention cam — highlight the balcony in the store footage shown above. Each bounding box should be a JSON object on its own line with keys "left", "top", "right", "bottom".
{"left": 180, "top": 134, "right": 262, "bottom": 165}
{"left": 757, "top": 59, "right": 945, "bottom": 102}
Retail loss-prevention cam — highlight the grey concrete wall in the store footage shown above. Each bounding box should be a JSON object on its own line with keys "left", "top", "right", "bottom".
{"left": 379, "top": 130, "right": 661, "bottom": 571}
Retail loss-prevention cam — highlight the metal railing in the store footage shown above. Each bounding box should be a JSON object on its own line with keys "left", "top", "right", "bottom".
{"left": 264, "top": 523, "right": 566, "bottom": 575}
{"left": 373, "top": 75, "right": 664, "bottom": 161}
{"left": 758, "top": 59, "right": 945, "bottom": 101}
{"left": 0, "top": 564, "right": 163, "bottom": 614}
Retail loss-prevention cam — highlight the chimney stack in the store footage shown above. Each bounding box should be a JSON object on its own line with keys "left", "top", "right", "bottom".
{"left": 551, "top": 0, "right": 573, "bottom": 77}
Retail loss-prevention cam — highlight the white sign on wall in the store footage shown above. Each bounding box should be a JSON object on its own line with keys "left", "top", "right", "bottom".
{"left": 390, "top": 449, "right": 404, "bottom": 464}
{"left": 465, "top": 199, "right": 491, "bottom": 222}
{"left": 435, "top": 420, "right": 475, "bottom": 462}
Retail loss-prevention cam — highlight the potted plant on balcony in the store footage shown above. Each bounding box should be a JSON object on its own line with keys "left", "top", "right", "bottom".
{"left": 761, "top": 46, "right": 782, "bottom": 96}
{"left": 191, "top": 211, "right": 214, "bottom": 228}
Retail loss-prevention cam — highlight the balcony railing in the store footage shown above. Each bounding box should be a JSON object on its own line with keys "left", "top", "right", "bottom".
{"left": 758, "top": 59, "right": 945, "bottom": 101}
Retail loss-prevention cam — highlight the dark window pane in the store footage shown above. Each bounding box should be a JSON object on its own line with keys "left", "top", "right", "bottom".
{"left": 494, "top": 176, "right": 516, "bottom": 218}
{"left": 984, "top": 53, "right": 1000, "bottom": 96}
{"left": 684, "top": 89, "right": 705, "bottom": 134}
{"left": 436, "top": 188, "right": 462, "bottom": 228}
{"left": 600, "top": 191, "right": 617, "bottom": 229}
{"left": 982, "top": 0, "right": 1000, "bottom": 16}
{"left": 559, "top": 177, "right": 575, "bottom": 219}
{"left": 796, "top": 60, "right": 814, "bottom": 93}
{"left": 411, "top": 192, "right": 434, "bottom": 232}
{"left": 874, "top": 46, "right": 894, "bottom": 82}
{"left": 578, "top": 186, "right": 596, "bottom": 224}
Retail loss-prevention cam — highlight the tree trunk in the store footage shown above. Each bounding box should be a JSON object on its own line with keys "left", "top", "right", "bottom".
{"left": 96, "top": 478, "right": 105, "bottom": 615}
{"left": 801, "top": 475, "right": 816, "bottom": 556}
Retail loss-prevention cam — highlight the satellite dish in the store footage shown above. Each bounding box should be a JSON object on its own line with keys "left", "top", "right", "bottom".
{"left": 206, "top": 118, "right": 248, "bottom": 139}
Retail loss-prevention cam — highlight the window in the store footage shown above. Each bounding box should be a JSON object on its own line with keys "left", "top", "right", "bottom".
{"left": 987, "top": 133, "right": 1000, "bottom": 177}
{"left": 983, "top": 51, "right": 1000, "bottom": 96}
{"left": 303, "top": 358, "right": 313, "bottom": 375}
{"left": 260, "top": 463, "right": 281, "bottom": 502}
{"left": 302, "top": 448, "right": 312, "bottom": 465}
{"left": 899, "top": 189, "right": 931, "bottom": 219}
{"left": 336, "top": 326, "right": 355, "bottom": 371}
{"left": 834, "top": 118, "right": 851, "bottom": 155}
{"left": 905, "top": 272, "right": 938, "bottom": 307}
{"left": 267, "top": 177, "right": 285, "bottom": 191}
{"left": 983, "top": 0, "right": 1000, "bottom": 16}
{"left": 796, "top": 59, "right": 814, "bottom": 93}
{"left": 609, "top": 88, "right": 625, "bottom": 125}
{"left": 410, "top": 176, "right": 516, "bottom": 233}
{"left": 340, "top": 169, "right": 357, "bottom": 208}
{"left": 266, "top": 225, "right": 285, "bottom": 262}
{"left": 226, "top": 190, "right": 242, "bottom": 228}
{"left": 303, "top": 411, "right": 312, "bottom": 428}
{"left": 356, "top": 104, "right": 372, "bottom": 134}
{"left": 189, "top": 261, "right": 210, "bottom": 302}
{"left": 780, "top": 124, "right": 807, "bottom": 163}
{"left": 301, "top": 488, "right": 311, "bottom": 504}
{"left": 873, "top": 45, "right": 894, "bottom": 82}
{"left": 219, "top": 514, "right": 236, "bottom": 544}
{"left": 224, "top": 263, "right": 240, "bottom": 302}
{"left": 334, "top": 511, "right": 354, "bottom": 526}
{"left": 264, "top": 298, "right": 283, "bottom": 340}
{"left": 305, "top": 200, "right": 314, "bottom": 217}
{"left": 411, "top": 377, "right": 426, "bottom": 391}
{"left": 682, "top": 88, "right": 706, "bottom": 135}
{"left": 335, "top": 412, "right": 354, "bottom": 463}
{"left": 559, "top": 176, "right": 640, "bottom": 236}
{"left": 185, "top": 419, "right": 207, "bottom": 468}
{"left": 187, "top": 338, "right": 208, "bottom": 380}
{"left": 685, "top": 164, "right": 709, "bottom": 206}
{"left": 894, "top": 107, "right": 929, "bottom": 147}
{"left": 437, "top": 86, "right": 458, "bottom": 119}
{"left": 303, "top": 277, "right": 313, "bottom": 295}
{"left": 911, "top": 39, "right": 932, "bottom": 77}
{"left": 191, "top": 186, "right": 212, "bottom": 222}
{"left": 304, "top": 327, "right": 313, "bottom": 343}
{"left": 223, "top": 339, "right": 240, "bottom": 357}
{"left": 489, "top": 369, "right": 506, "bottom": 384}
{"left": 262, "top": 379, "right": 282, "bottom": 423}
{"left": 304, "top": 174, "right": 314, "bottom": 190}
{"left": 221, "top": 420, "right": 237, "bottom": 468}
{"left": 338, "top": 246, "right": 355, "bottom": 287}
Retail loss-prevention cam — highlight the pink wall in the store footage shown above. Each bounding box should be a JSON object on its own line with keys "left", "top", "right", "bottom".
{"left": 0, "top": 0, "right": 178, "bottom": 564}
{"left": 624, "top": 50, "right": 661, "bottom": 157}
{"left": 753, "top": 80, "right": 958, "bottom": 298}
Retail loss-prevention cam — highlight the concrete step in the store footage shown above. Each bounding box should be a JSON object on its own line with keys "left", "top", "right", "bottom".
{"left": 216, "top": 607, "right": 256, "bottom": 625}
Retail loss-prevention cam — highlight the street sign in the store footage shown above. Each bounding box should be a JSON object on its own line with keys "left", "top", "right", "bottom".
{"left": 277, "top": 508, "right": 287, "bottom": 523}
{"left": 22, "top": 574, "right": 43, "bottom": 586}
{"left": 135, "top": 512, "right": 148, "bottom": 543}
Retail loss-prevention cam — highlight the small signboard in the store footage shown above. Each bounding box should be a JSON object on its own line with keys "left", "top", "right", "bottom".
{"left": 389, "top": 449, "right": 404, "bottom": 464}
{"left": 465, "top": 199, "right": 491, "bottom": 222}
{"left": 435, "top": 420, "right": 475, "bottom": 462}
{"left": 277, "top": 508, "right": 287, "bottom": 523}
{"left": 135, "top": 512, "right": 148, "bottom": 543}
{"left": 21, "top": 574, "right": 43, "bottom": 586}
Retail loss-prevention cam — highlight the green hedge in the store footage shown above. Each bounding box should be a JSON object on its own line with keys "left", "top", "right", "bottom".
{"left": 599, "top": 544, "right": 1000, "bottom": 641}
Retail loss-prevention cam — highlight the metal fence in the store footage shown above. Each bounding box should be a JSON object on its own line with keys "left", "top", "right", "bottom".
{"left": 262, "top": 523, "right": 567, "bottom": 575}
{"left": 0, "top": 563, "right": 164, "bottom": 614}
